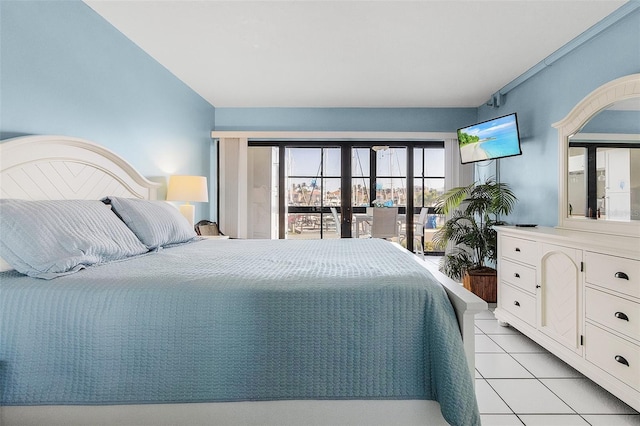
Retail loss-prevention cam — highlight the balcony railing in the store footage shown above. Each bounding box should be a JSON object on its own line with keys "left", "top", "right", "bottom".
{"left": 286, "top": 212, "right": 444, "bottom": 254}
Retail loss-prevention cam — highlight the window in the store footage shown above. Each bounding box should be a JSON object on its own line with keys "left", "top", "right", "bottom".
{"left": 247, "top": 140, "right": 446, "bottom": 250}
{"left": 414, "top": 147, "right": 445, "bottom": 210}
{"left": 286, "top": 147, "right": 341, "bottom": 239}
{"left": 375, "top": 147, "right": 407, "bottom": 207}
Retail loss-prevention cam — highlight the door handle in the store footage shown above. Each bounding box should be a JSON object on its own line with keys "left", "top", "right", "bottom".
{"left": 615, "top": 355, "right": 629, "bottom": 367}
{"left": 513, "top": 301, "right": 520, "bottom": 307}
{"left": 614, "top": 272, "right": 629, "bottom": 280}
{"left": 515, "top": 248, "right": 521, "bottom": 252}
{"left": 614, "top": 312, "right": 629, "bottom": 321}
{"left": 514, "top": 273, "right": 520, "bottom": 278}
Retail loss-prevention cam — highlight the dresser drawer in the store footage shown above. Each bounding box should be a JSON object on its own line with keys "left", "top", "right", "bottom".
{"left": 500, "top": 283, "right": 536, "bottom": 326}
{"left": 500, "top": 259, "right": 537, "bottom": 294}
{"left": 586, "top": 323, "right": 640, "bottom": 390}
{"left": 585, "top": 287, "right": 640, "bottom": 342}
{"left": 585, "top": 252, "right": 640, "bottom": 299}
{"left": 501, "top": 235, "right": 537, "bottom": 266}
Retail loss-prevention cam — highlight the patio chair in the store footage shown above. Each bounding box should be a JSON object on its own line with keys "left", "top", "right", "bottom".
{"left": 370, "top": 207, "right": 399, "bottom": 240}
{"left": 414, "top": 207, "right": 429, "bottom": 257}
{"left": 330, "top": 207, "right": 340, "bottom": 236}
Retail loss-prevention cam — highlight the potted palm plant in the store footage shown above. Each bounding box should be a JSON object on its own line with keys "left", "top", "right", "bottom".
{"left": 432, "top": 178, "right": 517, "bottom": 302}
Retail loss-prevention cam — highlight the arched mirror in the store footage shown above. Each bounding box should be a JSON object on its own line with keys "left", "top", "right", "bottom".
{"left": 554, "top": 73, "right": 640, "bottom": 237}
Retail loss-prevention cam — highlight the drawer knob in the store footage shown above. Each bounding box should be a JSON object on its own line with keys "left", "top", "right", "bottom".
{"left": 615, "top": 355, "right": 629, "bottom": 367}
{"left": 514, "top": 273, "right": 520, "bottom": 278}
{"left": 515, "top": 248, "right": 521, "bottom": 252}
{"left": 614, "top": 272, "right": 629, "bottom": 280}
{"left": 614, "top": 312, "right": 629, "bottom": 321}
{"left": 514, "top": 301, "right": 520, "bottom": 307}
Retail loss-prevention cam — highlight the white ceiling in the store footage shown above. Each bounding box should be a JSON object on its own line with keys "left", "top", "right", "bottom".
{"left": 84, "top": 0, "right": 626, "bottom": 108}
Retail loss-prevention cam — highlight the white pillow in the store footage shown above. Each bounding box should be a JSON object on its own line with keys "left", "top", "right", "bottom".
{"left": 104, "top": 197, "right": 197, "bottom": 250}
{"left": 0, "top": 199, "right": 149, "bottom": 279}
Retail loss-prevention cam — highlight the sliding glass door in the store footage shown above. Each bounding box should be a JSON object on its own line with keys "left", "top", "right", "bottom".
{"left": 285, "top": 147, "right": 342, "bottom": 239}
{"left": 248, "top": 141, "right": 445, "bottom": 252}
{"left": 414, "top": 146, "right": 446, "bottom": 254}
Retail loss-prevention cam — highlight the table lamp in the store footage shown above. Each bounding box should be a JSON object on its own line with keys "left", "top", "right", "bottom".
{"left": 166, "top": 175, "right": 208, "bottom": 227}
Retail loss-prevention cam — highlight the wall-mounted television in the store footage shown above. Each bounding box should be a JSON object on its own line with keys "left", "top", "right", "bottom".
{"left": 457, "top": 113, "right": 522, "bottom": 164}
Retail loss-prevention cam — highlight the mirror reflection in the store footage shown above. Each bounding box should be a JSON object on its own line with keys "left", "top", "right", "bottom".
{"left": 567, "top": 98, "right": 640, "bottom": 222}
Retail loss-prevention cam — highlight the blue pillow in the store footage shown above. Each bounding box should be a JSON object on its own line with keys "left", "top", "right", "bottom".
{"left": 0, "top": 199, "right": 149, "bottom": 279}
{"left": 104, "top": 197, "right": 197, "bottom": 250}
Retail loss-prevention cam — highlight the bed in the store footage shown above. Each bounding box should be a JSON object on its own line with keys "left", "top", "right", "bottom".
{"left": 0, "top": 135, "right": 487, "bottom": 426}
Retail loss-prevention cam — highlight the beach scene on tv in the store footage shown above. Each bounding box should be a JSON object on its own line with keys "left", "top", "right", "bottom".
{"left": 458, "top": 115, "right": 521, "bottom": 164}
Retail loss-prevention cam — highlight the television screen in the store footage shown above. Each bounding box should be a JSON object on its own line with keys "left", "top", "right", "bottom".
{"left": 457, "top": 113, "right": 522, "bottom": 164}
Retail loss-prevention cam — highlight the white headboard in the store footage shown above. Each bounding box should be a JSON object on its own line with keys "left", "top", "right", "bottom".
{"left": 0, "top": 135, "right": 160, "bottom": 200}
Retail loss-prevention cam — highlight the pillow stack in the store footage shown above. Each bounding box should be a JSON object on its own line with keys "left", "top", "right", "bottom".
{"left": 0, "top": 199, "right": 148, "bottom": 279}
{"left": 0, "top": 197, "right": 198, "bottom": 279}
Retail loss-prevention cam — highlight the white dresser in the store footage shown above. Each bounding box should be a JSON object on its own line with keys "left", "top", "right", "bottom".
{"left": 495, "top": 226, "right": 640, "bottom": 411}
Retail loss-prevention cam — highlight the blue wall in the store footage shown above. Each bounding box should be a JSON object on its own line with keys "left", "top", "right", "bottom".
{"left": 215, "top": 107, "right": 476, "bottom": 132}
{"left": 217, "top": 7, "right": 639, "bottom": 228}
{"left": 0, "top": 1, "right": 216, "bottom": 221}
{"left": 3, "top": 1, "right": 638, "bottom": 228}
{"left": 474, "top": 7, "right": 640, "bottom": 226}
{"left": 583, "top": 110, "right": 640, "bottom": 134}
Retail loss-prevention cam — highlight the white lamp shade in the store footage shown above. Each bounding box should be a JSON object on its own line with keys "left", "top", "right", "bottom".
{"left": 166, "top": 175, "right": 208, "bottom": 228}
{"left": 166, "top": 175, "right": 209, "bottom": 203}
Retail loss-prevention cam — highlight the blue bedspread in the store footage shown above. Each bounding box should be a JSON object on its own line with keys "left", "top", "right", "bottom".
{"left": 0, "top": 238, "right": 479, "bottom": 425}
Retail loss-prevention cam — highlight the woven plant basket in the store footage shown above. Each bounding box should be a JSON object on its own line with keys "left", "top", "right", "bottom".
{"left": 462, "top": 267, "right": 497, "bottom": 303}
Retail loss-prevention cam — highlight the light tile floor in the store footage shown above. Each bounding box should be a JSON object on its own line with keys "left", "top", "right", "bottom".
{"left": 474, "top": 308, "right": 640, "bottom": 426}
{"left": 420, "top": 255, "right": 639, "bottom": 425}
